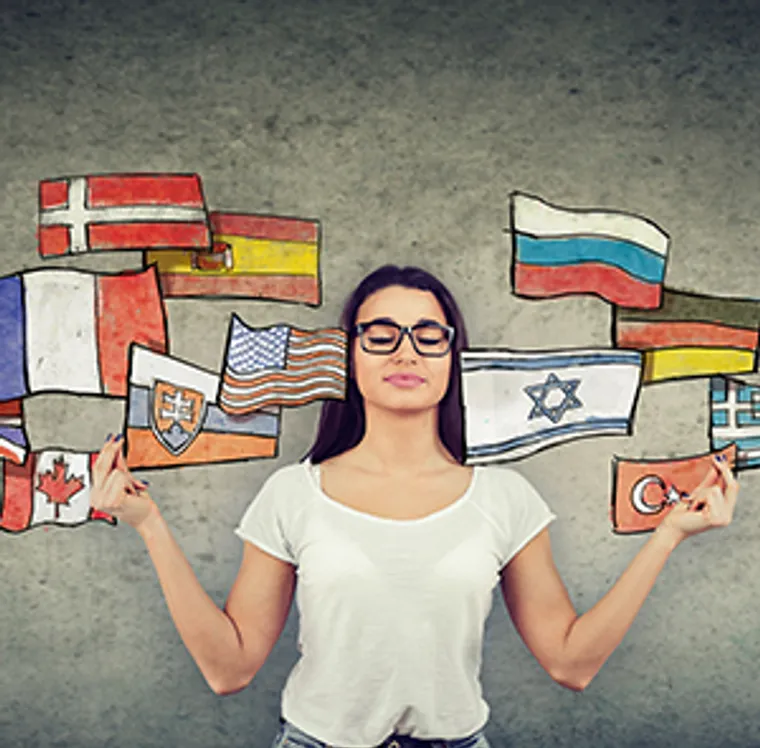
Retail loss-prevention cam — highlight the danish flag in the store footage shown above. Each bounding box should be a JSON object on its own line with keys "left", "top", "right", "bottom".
{"left": 38, "top": 173, "right": 212, "bottom": 256}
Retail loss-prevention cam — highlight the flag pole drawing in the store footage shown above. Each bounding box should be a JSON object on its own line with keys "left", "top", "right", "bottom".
{"left": 0, "top": 451, "right": 116, "bottom": 533}
{"left": 509, "top": 192, "right": 670, "bottom": 309}
{"left": 614, "top": 288, "right": 760, "bottom": 384}
{"left": 218, "top": 314, "right": 347, "bottom": 415}
{"left": 146, "top": 212, "right": 322, "bottom": 304}
{"left": 0, "top": 265, "right": 167, "bottom": 401}
{"left": 38, "top": 173, "right": 212, "bottom": 256}
{"left": 611, "top": 444, "right": 737, "bottom": 534}
{"left": 462, "top": 348, "right": 643, "bottom": 463}
{"left": 709, "top": 375, "right": 760, "bottom": 470}
{"left": 125, "top": 345, "right": 281, "bottom": 469}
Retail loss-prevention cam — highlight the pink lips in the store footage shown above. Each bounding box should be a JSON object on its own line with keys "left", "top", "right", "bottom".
{"left": 385, "top": 373, "right": 425, "bottom": 388}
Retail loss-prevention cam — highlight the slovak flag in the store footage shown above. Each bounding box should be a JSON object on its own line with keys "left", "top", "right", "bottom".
{"left": 509, "top": 192, "right": 670, "bottom": 309}
{"left": 0, "top": 265, "right": 167, "bottom": 401}
{"left": 38, "top": 173, "right": 212, "bottom": 256}
{"left": 0, "top": 451, "right": 116, "bottom": 533}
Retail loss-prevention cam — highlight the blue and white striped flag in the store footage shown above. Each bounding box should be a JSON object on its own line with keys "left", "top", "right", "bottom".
{"left": 710, "top": 375, "right": 760, "bottom": 470}
{"left": 461, "top": 348, "right": 643, "bottom": 463}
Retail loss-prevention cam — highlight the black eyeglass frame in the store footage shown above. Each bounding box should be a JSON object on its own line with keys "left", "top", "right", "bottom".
{"left": 353, "top": 319, "right": 456, "bottom": 357}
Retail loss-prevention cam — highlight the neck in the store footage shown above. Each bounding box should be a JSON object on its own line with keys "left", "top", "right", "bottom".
{"left": 354, "top": 403, "right": 452, "bottom": 474}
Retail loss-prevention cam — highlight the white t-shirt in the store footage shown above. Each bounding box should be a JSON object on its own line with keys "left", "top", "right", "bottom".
{"left": 234, "top": 460, "right": 556, "bottom": 748}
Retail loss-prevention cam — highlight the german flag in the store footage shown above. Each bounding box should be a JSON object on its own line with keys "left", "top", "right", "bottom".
{"left": 613, "top": 288, "right": 760, "bottom": 383}
{"left": 145, "top": 212, "right": 321, "bottom": 305}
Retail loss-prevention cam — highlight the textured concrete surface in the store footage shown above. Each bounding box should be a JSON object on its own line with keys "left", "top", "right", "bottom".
{"left": 1, "top": 0, "right": 760, "bottom": 746}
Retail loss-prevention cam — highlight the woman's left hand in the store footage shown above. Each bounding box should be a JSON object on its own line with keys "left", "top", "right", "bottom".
{"left": 656, "top": 455, "right": 739, "bottom": 546}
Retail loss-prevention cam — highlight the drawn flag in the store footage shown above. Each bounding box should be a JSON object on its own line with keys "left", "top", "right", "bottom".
{"left": 0, "top": 451, "right": 116, "bottom": 533}
{"left": 611, "top": 444, "right": 736, "bottom": 534}
{"left": 218, "top": 314, "right": 347, "bottom": 415}
{"left": 125, "top": 345, "right": 281, "bottom": 469}
{"left": 0, "top": 266, "right": 167, "bottom": 401}
{"left": 462, "top": 348, "right": 642, "bottom": 463}
{"left": 38, "top": 173, "right": 212, "bottom": 256}
{"left": 614, "top": 288, "right": 759, "bottom": 383}
{"left": 509, "top": 192, "right": 669, "bottom": 309}
{"left": 146, "top": 212, "right": 321, "bottom": 304}
{"left": 0, "top": 400, "right": 28, "bottom": 465}
{"left": 709, "top": 375, "right": 760, "bottom": 470}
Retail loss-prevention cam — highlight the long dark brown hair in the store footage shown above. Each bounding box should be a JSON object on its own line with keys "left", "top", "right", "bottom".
{"left": 303, "top": 264, "right": 469, "bottom": 464}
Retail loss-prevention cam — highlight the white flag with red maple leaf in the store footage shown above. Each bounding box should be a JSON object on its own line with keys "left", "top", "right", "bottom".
{"left": 0, "top": 451, "right": 116, "bottom": 533}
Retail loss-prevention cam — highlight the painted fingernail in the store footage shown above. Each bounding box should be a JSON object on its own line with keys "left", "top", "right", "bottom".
{"left": 717, "top": 455, "right": 724, "bottom": 462}
{"left": 114, "top": 434, "right": 123, "bottom": 443}
{"left": 105, "top": 433, "right": 113, "bottom": 442}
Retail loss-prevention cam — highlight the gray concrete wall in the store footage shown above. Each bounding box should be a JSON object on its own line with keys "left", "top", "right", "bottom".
{"left": 1, "top": 0, "right": 759, "bottom": 746}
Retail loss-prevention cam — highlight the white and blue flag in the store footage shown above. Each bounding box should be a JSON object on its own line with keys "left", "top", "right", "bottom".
{"left": 710, "top": 375, "right": 760, "bottom": 470}
{"left": 461, "top": 348, "right": 643, "bottom": 463}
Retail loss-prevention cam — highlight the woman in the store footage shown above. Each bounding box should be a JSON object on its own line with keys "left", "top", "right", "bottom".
{"left": 91, "top": 264, "right": 738, "bottom": 748}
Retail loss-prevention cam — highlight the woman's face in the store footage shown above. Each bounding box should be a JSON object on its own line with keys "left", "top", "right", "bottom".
{"left": 352, "top": 285, "right": 453, "bottom": 414}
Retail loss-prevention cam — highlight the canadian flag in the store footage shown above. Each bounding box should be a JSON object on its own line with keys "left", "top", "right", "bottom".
{"left": 38, "top": 173, "right": 212, "bottom": 256}
{"left": 0, "top": 451, "right": 115, "bottom": 533}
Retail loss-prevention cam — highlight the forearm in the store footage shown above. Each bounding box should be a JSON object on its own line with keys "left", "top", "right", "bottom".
{"left": 136, "top": 506, "right": 250, "bottom": 694}
{"left": 559, "top": 527, "right": 683, "bottom": 689}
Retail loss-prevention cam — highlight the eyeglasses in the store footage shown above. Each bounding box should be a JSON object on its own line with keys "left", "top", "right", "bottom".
{"left": 354, "top": 318, "right": 455, "bottom": 357}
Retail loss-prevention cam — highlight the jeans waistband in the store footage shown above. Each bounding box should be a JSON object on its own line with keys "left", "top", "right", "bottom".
{"left": 278, "top": 717, "right": 487, "bottom": 748}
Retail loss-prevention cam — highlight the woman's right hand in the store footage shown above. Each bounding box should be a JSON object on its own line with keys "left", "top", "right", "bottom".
{"left": 91, "top": 434, "right": 157, "bottom": 531}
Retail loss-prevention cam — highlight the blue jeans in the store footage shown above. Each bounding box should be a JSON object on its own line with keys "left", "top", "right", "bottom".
{"left": 270, "top": 716, "right": 492, "bottom": 748}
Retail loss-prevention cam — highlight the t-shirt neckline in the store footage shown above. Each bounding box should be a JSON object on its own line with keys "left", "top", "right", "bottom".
{"left": 301, "top": 459, "right": 479, "bottom": 525}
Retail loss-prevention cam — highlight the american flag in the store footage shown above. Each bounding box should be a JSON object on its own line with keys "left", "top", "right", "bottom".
{"left": 218, "top": 314, "right": 347, "bottom": 415}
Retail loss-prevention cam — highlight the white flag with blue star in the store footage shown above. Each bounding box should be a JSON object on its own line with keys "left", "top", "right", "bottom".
{"left": 461, "top": 348, "right": 643, "bottom": 463}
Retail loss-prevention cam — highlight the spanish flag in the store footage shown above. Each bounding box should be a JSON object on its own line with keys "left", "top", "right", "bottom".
{"left": 145, "top": 212, "right": 321, "bottom": 305}
{"left": 613, "top": 288, "right": 760, "bottom": 383}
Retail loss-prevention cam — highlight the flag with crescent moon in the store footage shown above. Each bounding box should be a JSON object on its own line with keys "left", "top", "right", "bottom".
{"left": 610, "top": 444, "right": 737, "bottom": 534}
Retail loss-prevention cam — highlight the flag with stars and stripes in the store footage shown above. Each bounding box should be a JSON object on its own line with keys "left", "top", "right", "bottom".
{"left": 461, "top": 348, "right": 643, "bottom": 463}
{"left": 37, "top": 173, "right": 212, "bottom": 256}
{"left": 710, "top": 375, "right": 760, "bottom": 470}
{"left": 218, "top": 314, "right": 347, "bottom": 415}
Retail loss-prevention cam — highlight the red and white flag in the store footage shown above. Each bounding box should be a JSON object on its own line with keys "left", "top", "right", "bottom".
{"left": 0, "top": 451, "right": 116, "bottom": 533}
{"left": 38, "top": 173, "right": 212, "bottom": 256}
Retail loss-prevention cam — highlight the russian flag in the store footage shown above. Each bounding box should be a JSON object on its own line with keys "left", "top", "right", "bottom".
{"left": 509, "top": 192, "right": 670, "bottom": 309}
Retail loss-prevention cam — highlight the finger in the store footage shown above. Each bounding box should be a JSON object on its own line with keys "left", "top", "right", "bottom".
{"left": 713, "top": 454, "right": 739, "bottom": 496}
{"left": 94, "top": 465, "right": 135, "bottom": 513}
{"left": 690, "top": 462, "right": 720, "bottom": 498}
{"left": 114, "top": 445, "right": 149, "bottom": 491}
{"left": 92, "top": 434, "right": 125, "bottom": 486}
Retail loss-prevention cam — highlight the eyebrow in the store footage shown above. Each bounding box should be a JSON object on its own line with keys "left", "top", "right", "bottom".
{"left": 361, "top": 316, "right": 444, "bottom": 326}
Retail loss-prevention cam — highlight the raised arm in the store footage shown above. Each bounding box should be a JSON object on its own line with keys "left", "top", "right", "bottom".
{"left": 500, "top": 455, "right": 738, "bottom": 691}
{"left": 91, "top": 435, "right": 296, "bottom": 695}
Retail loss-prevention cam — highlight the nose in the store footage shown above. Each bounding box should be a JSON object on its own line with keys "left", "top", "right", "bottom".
{"left": 393, "top": 328, "right": 418, "bottom": 359}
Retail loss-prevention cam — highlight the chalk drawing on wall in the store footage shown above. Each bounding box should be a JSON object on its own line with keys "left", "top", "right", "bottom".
{"left": 124, "top": 345, "right": 281, "bottom": 469}
{"left": 38, "top": 173, "right": 212, "bottom": 256}
{"left": 0, "top": 450, "right": 116, "bottom": 534}
{"left": 146, "top": 212, "right": 322, "bottom": 305}
{"left": 0, "top": 401, "right": 27, "bottom": 465}
{"left": 461, "top": 348, "right": 643, "bottom": 463}
{"left": 508, "top": 191, "right": 670, "bottom": 309}
{"left": 610, "top": 444, "right": 737, "bottom": 534}
{"left": 0, "top": 266, "right": 167, "bottom": 401}
{"left": 709, "top": 375, "right": 760, "bottom": 470}
{"left": 614, "top": 288, "right": 759, "bottom": 384}
{"left": 217, "top": 314, "right": 347, "bottom": 415}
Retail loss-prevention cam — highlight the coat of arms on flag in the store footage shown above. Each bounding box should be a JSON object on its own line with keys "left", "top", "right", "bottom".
{"left": 709, "top": 375, "right": 760, "bottom": 470}
{"left": 461, "top": 348, "right": 643, "bottom": 463}
{"left": 146, "top": 212, "right": 321, "bottom": 304}
{"left": 509, "top": 192, "right": 669, "bottom": 309}
{"left": 0, "top": 265, "right": 167, "bottom": 401}
{"left": 611, "top": 444, "right": 736, "bottom": 534}
{"left": 218, "top": 314, "right": 347, "bottom": 415}
{"left": 38, "top": 173, "right": 212, "bottom": 256}
{"left": 614, "top": 288, "right": 760, "bottom": 383}
{"left": 0, "top": 451, "right": 116, "bottom": 533}
{"left": 125, "top": 345, "right": 281, "bottom": 469}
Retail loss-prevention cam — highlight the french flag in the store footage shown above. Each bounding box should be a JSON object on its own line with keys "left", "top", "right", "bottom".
{"left": 509, "top": 192, "right": 670, "bottom": 309}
